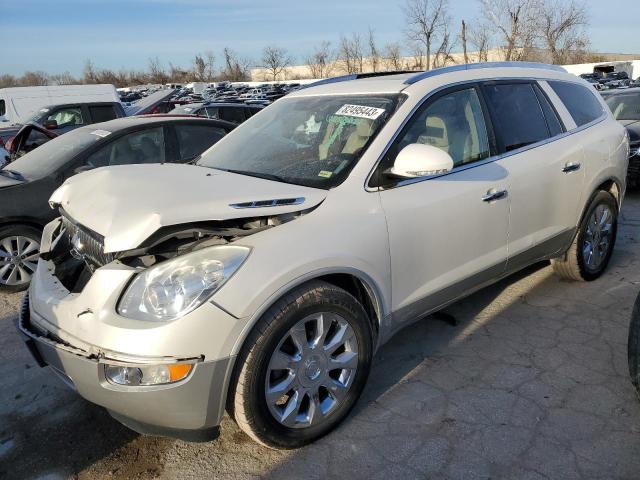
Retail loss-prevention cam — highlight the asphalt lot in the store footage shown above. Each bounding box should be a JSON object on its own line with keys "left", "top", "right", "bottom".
{"left": 2, "top": 193, "right": 640, "bottom": 480}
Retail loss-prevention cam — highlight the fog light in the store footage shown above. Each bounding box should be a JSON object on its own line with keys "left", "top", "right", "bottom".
{"left": 104, "top": 363, "right": 193, "bottom": 386}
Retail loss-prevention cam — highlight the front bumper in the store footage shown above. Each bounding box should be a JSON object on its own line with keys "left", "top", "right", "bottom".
{"left": 16, "top": 294, "right": 234, "bottom": 441}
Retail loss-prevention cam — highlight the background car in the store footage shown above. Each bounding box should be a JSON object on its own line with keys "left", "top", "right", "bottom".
{"left": 169, "top": 102, "right": 263, "bottom": 123}
{"left": 0, "top": 115, "right": 235, "bottom": 291}
{"left": 602, "top": 88, "right": 640, "bottom": 187}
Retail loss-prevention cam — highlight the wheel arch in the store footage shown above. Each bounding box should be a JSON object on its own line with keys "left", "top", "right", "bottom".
{"left": 0, "top": 218, "right": 45, "bottom": 233}
{"left": 229, "top": 268, "right": 387, "bottom": 358}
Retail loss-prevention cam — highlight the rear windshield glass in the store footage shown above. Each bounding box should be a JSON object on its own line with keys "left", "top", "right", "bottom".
{"left": 5, "top": 128, "right": 104, "bottom": 179}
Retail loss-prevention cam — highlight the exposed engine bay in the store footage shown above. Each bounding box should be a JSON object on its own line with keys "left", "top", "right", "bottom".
{"left": 41, "top": 208, "right": 312, "bottom": 293}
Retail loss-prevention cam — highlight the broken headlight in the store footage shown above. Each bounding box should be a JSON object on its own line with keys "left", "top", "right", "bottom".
{"left": 117, "top": 245, "right": 250, "bottom": 321}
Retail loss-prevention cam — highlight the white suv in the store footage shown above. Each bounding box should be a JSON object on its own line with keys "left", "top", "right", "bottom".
{"left": 18, "top": 63, "right": 628, "bottom": 448}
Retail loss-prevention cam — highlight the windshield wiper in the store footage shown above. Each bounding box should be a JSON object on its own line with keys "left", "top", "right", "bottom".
{"left": 215, "top": 168, "right": 291, "bottom": 184}
{"left": 0, "top": 169, "right": 26, "bottom": 182}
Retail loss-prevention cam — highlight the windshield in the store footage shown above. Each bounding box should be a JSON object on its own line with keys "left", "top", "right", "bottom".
{"left": 5, "top": 127, "right": 104, "bottom": 179}
{"left": 196, "top": 94, "right": 400, "bottom": 189}
{"left": 606, "top": 93, "right": 640, "bottom": 121}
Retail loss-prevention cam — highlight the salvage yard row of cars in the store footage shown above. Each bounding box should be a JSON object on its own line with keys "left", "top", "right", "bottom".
{"left": 1, "top": 62, "right": 637, "bottom": 449}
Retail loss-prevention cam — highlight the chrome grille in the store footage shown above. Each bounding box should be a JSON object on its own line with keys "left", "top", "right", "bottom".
{"left": 60, "top": 214, "right": 114, "bottom": 267}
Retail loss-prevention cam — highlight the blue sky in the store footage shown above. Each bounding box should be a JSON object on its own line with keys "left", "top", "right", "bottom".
{"left": 1, "top": 0, "right": 638, "bottom": 76}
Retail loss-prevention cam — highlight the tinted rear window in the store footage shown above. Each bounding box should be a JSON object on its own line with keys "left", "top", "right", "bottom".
{"left": 548, "top": 81, "right": 604, "bottom": 127}
{"left": 175, "top": 124, "right": 226, "bottom": 161}
{"left": 482, "top": 83, "right": 550, "bottom": 152}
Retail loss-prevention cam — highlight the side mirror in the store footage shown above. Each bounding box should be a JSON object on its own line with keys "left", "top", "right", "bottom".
{"left": 43, "top": 120, "right": 58, "bottom": 130}
{"left": 387, "top": 143, "right": 454, "bottom": 179}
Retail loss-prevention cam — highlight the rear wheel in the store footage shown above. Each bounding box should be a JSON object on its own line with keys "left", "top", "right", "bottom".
{"left": 229, "top": 281, "right": 373, "bottom": 449}
{"left": 0, "top": 225, "right": 41, "bottom": 292}
{"left": 552, "top": 191, "right": 618, "bottom": 281}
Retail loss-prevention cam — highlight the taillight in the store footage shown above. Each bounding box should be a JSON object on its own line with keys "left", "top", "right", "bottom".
{"left": 5, "top": 137, "right": 13, "bottom": 151}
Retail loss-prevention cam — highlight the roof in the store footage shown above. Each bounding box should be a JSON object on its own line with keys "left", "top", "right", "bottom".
{"left": 73, "top": 115, "right": 236, "bottom": 132}
{"left": 290, "top": 62, "right": 575, "bottom": 97}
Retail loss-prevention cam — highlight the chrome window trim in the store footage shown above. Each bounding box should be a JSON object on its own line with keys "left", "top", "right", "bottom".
{"left": 364, "top": 76, "right": 608, "bottom": 192}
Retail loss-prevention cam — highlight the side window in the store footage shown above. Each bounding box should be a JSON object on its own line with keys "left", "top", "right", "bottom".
{"left": 84, "top": 127, "right": 165, "bottom": 168}
{"left": 548, "top": 81, "right": 604, "bottom": 127}
{"left": 0, "top": 100, "right": 5, "bottom": 117}
{"left": 219, "top": 107, "right": 245, "bottom": 124}
{"left": 482, "top": 83, "right": 550, "bottom": 152}
{"left": 396, "top": 87, "right": 491, "bottom": 167}
{"left": 47, "top": 107, "right": 84, "bottom": 127}
{"left": 175, "top": 125, "right": 226, "bottom": 161}
{"left": 89, "top": 105, "right": 117, "bottom": 123}
{"left": 204, "top": 107, "right": 219, "bottom": 119}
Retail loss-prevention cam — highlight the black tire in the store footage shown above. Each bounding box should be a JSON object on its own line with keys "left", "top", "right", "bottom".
{"left": 0, "top": 224, "right": 42, "bottom": 293}
{"left": 552, "top": 191, "right": 618, "bottom": 282}
{"left": 629, "top": 292, "right": 640, "bottom": 400}
{"left": 228, "top": 280, "right": 373, "bottom": 449}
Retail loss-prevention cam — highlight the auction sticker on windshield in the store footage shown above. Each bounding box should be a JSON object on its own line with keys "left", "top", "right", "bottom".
{"left": 90, "top": 130, "right": 112, "bottom": 138}
{"left": 335, "top": 104, "right": 386, "bottom": 120}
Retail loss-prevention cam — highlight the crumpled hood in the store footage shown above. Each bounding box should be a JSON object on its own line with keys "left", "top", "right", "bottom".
{"left": 50, "top": 163, "right": 327, "bottom": 253}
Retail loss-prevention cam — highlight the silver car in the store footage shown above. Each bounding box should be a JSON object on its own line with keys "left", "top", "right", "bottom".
{"left": 18, "top": 63, "right": 628, "bottom": 448}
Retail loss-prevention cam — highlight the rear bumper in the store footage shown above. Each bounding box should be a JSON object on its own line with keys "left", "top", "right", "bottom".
{"left": 16, "top": 294, "right": 234, "bottom": 441}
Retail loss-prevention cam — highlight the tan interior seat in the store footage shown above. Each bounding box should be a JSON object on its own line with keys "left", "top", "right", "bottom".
{"left": 417, "top": 116, "right": 449, "bottom": 153}
{"left": 342, "top": 119, "right": 374, "bottom": 155}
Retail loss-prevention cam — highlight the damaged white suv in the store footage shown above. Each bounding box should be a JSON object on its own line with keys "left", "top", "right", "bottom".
{"left": 18, "top": 63, "right": 628, "bottom": 448}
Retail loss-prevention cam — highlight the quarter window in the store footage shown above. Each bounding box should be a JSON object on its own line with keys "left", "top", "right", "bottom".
{"left": 0, "top": 100, "right": 5, "bottom": 117}
{"left": 482, "top": 83, "right": 550, "bottom": 152}
{"left": 548, "top": 81, "right": 604, "bottom": 127}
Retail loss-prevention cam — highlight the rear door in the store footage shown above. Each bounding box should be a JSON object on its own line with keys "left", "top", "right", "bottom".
{"left": 480, "top": 80, "right": 585, "bottom": 271}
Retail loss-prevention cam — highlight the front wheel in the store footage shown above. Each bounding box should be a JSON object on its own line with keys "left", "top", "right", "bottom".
{"left": 0, "top": 225, "right": 41, "bottom": 292}
{"left": 552, "top": 191, "right": 618, "bottom": 281}
{"left": 229, "top": 281, "right": 373, "bottom": 449}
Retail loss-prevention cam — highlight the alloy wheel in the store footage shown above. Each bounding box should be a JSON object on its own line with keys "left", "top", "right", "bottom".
{"left": 265, "top": 312, "right": 359, "bottom": 429}
{"left": 583, "top": 204, "right": 614, "bottom": 271}
{"left": 0, "top": 236, "right": 40, "bottom": 286}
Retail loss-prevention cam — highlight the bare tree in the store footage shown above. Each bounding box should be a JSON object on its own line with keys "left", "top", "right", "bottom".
{"left": 19, "top": 71, "right": 49, "bottom": 86}
{"left": 383, "top": 43, "right": 405, "bottom": 71}
{"left": 461, "top": 20, "right": 469, "bottom": 64}
{"left": 221, "top": 48, "right": 251, "bottom": 82}
{"left": 339, "top": 33, "right": 365, "bottom": 74}
{"left": 193, "top": 54, "right": 208, "bottom": 81}
{"left": 83, "top": 59, "right": 98, "bottom": 84}
{"left": 480, "top": 0, "right": 540, "bottom": 61}
{"left": 403, "top": 0, "right": 450, "bottom": 70}
{"left": 540, "top": 0, "right": 589, "bottom": 64}
{"left": 0, "top": 74, "right": 19, "bottom": 88}
{"left": 305, "top": 41, "right": 335, "bottom": 78}
{"left": 148, "top": 57, "right": 168, "bottom": 84}
{"left": 468, "top": 22, "right": 492, "bottom": 62}
{"left": 432, "top": 28, "right": 456, "bottom": 68}
{"left": 261, "top": 46, "right": 292, "bottom": 81}
{"left": 368, "top": 28, "right": 381, "bottom": 72}
{"left": 49, "top": 72, "right": 77, "bottom": 85}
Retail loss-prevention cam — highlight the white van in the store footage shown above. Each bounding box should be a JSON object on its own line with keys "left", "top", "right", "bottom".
{"left": 0, "top": 84, "right": 120, "bottom": 126}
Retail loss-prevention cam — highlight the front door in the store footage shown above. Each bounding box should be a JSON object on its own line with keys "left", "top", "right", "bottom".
{"left": 373, "top": 85, "right": 510, "bottom": 332}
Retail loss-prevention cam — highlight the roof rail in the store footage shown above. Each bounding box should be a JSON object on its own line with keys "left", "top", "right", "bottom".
{"left": 403, "top": 62, "right": 566, "bottom": 85}
{"left": 301, "top": 71, "right": 417, "bottom": 89}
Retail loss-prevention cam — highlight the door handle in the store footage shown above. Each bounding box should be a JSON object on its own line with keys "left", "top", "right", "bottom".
{"left": 482, "top": 189, "right": 508, "bottom": 202}
{"left": 562, "top": 162, "right": 581, "bottom": 173}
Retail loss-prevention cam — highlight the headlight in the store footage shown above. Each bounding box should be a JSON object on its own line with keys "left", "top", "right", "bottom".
{"left": 117, "top": 245, "right": 250, "bottom": 321}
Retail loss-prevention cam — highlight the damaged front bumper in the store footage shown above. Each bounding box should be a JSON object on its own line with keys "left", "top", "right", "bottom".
{"left": 16, "top": 293, "right": 232, "bottom": 441}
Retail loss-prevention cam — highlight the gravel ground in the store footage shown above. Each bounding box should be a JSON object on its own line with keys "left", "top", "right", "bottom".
{"left": 2, "top": 193, "right": 640, "bottom": 480}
